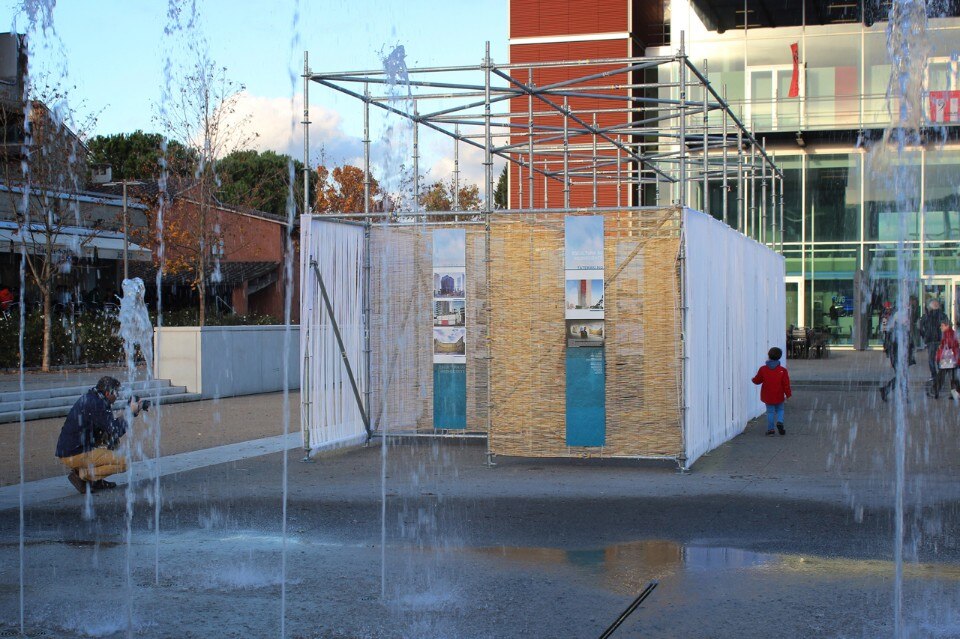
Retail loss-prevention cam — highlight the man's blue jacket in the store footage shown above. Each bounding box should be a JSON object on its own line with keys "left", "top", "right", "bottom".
{"left": 55, "top": 388, "right": 127, "bottom": 458}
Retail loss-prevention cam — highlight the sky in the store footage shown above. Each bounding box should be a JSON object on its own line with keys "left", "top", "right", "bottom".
{"left": 2, "top": 0, "right": 508, "bottom": 191}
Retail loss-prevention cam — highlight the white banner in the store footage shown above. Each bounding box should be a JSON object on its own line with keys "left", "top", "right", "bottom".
{"left": 300, "top": 217, "right": 367, "bottom": 452}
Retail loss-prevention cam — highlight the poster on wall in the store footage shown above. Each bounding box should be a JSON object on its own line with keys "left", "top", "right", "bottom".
{"left": 564, "top": 215, "right": 606, "bottom": 447}
{"left": 433, "top": 229, "right": 466, "bottom": 363}
{"left": 433, "top": 229, "right": 467, "bottom": 429}
{"left": 564, "top": 216, "right": 605, "bottom": 327}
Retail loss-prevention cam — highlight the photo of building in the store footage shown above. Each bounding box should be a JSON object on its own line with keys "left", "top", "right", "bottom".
{"left": 434, "top": 327, "right": 466, "bottom": 357}
{"left": 434, "top": 270, "right": 466, "bottom": 298}
{"left": 434, "top": 299, "right": 466, "bottom": 327}
{"left": 565, "top": 279, "right": 604, "bottom": 314}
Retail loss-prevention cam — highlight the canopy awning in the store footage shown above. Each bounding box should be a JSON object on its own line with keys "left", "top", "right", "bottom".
{"left": 0, "top": 222, "right": 151, "bottom": 261}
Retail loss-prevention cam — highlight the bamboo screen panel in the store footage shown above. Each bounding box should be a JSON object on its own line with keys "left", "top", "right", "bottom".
{"left": 369, "top": 222, "right": 490, "bottom": 434}
{"left": 367, "top": 207, "right": 682, "bottom": 458}
{"left": 487, "top": 208, "right": 683, "bottom": 458}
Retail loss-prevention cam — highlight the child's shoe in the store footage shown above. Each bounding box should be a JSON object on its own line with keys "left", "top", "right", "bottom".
{"left": 777, "top": 422, "right": 785, "bottom": 436}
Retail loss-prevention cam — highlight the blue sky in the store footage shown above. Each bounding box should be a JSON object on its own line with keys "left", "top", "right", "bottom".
{"left": 3, "top": 0, "right": 507, "bottom": 187}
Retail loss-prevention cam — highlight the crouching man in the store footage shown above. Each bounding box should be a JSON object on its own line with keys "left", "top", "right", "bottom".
{"left": 55, "top": 376, "right": 143, "bottom": 494}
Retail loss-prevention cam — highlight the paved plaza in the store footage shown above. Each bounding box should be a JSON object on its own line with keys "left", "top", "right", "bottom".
{"left": 0, "top": 353, "right": 958, "bottom": 637}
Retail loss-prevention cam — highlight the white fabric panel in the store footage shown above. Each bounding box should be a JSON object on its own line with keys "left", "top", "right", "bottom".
{"left": 300, "top": 217, "right": 367, "bottom": 452}
{"left": 682, "top": 208, "right": 786, "bottom": 467}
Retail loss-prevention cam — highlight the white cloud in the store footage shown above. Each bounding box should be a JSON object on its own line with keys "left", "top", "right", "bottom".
{"left": 221, "top": 91, "right": 362, "bottom": 164}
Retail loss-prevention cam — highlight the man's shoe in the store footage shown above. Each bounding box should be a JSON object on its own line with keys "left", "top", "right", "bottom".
{"left": 777, "top": 422, "right": 785, "bottom": 436}
{"left": 91, "top": 479, "right": 117, "bottom": 490}
{"left": 765, "top": 429, "right": 775, "bottom": 436}
{"left": 879, "top": 387, "right": 888, "bottom": 402}
{"left": 67, "top": 470, "right": 88, "bottom": 495}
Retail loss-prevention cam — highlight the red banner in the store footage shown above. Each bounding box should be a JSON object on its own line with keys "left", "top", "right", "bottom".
{"left": 788, "top": 42, "right": 800, "bottom": 98}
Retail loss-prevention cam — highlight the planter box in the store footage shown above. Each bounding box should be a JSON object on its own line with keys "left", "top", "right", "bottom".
{"left": 154, "top": 325, "right": 300, "bottom": 398}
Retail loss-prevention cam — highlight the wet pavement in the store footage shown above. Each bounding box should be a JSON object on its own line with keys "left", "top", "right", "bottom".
{"left": 1, "top": 367, "right": 959, "bottom": 637}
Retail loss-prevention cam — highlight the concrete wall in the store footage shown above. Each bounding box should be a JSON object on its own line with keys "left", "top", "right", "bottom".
{"left": 155, "top": 325, "right": 300, "bottom": 398}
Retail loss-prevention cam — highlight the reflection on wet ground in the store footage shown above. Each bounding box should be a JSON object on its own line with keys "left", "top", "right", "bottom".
{"left": 5, "top": 532, "right": 960, "bottom": 637}
{"left": 470, "top": 539, "right": 960, "bottom": 595}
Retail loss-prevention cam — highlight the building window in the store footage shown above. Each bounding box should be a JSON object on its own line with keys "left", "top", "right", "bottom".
{"left": 808, "top": 153, "right": 861, "bottom": 243}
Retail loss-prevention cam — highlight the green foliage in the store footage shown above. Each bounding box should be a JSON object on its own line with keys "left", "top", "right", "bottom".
{"left": 0, "top": 308, "right": 281, "bottom": 369}
{"left": 494, "top": 164, "right": 508, "bottom": 209}
{"left": 159, "top": 308, "right": 280, "bottom": 327}
{"left": 87, "top": 130, "right": 195, "bottom": 180}
{"left": 216, "top": 149, "right": 310, "bottom": 217}
{"left": 0, "top": 310, "right": 107, "bottom": 369}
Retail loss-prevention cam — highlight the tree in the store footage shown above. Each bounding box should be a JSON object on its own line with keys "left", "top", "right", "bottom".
{"left": 0, "top": 87, "right": 98, "bottom": 371}
{"left": 217, "top": 149, "right": 309, "bottom": 218}
{"left": 87, "top": 130, "right": 194, "bottom": 181}
{"left": 314, "top": 164, "right": 381, "bottom": 214}
{"left": 494, "top": 164, "right": 508, "bottom": 209}
{"left": 419, "top": 177, "right": 483, "bottom": 221}
{"left": 153, "top": 56, "right": 255, "bottom": 326}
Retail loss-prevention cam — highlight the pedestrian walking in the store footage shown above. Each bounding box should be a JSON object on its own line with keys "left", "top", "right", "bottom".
{"left": 880, "top": 309, "right": 915, "bottom": 402}
{"left": 934, "top": 320, "right": 960, "bottom": 400}
{"left": 751, "top": 346, "right": 792, "bottom": 436}
{"left": 920, "top": 299, "right": 948, "bottom": 384}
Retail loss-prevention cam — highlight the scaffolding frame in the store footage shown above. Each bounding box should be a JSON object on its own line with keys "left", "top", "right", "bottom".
{"left": 303, "top": 35, "right": 784, "bottom": 247}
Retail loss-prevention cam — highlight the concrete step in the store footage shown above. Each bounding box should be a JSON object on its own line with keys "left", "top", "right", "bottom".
{"left": 0, "top": 390, "right": 203, "bottom": 424}
{"left": 0, "top": 383, "right": 189, "bottom": 414}
{"left": 0, "top": 378, "right": 172, "bottom": 404}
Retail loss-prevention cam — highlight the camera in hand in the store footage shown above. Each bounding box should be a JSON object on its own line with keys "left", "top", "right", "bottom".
{"left": 133, "top": 395, "right": 152, "bottom": 412}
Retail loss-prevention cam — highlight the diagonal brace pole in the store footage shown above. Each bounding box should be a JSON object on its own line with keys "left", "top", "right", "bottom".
{"left": 598, "top": 581, "right": 658, "bottom": 639}
{"left": 311, "top": 260, "right": 371, "bottom": 441}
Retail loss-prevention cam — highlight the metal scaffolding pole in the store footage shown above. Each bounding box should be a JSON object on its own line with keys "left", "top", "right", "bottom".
{"left": 617, "top": 134, "right": 622, "bottom": 209}
{"left": 761, "top": 138, "right": 768, "bottom": 244}
{"left": 518, "top": 162, "right": 524, "bottom": 209}
{"left": 544, "top": 163, "right": 549, "bottom": 209}
{"left": 483, "top": 41, "right": 493, "bottom": 213}
{"left": 779, "top": 172, "right": 785, "bottom": 253}
{"left": 702, "top": 59, "right": 709, "bottom": 215}
{"left": 722, "top": 85, "right": 729, "bottom": 225}
{"left": 678, "top": 32, "right": 687, "bottom": 207}
{"left": 592, "top": 113, "right": 598, "bottom": 208}
{"left": 413, "top": 99, "right": 420, "bottom": 216}
{"left": 303, "top": 52, "right": 311, "bottom": 216}
{"left": 737, "top": 129, "right": 744, "bottom": 233}
{"left": 454, "top": 123, "right": 461, "bottom": 211}
{"left": 528, "top": 67, "right": 535, "bottom": 210}
{"left": 749, "top": 143, "right": 756, "bottom": 239}
{"left": 363, "top": 82, "right": 370, "bottom": 215}
{"left": 563, "top": 96, "right": 570, "bottom": 209}
{"left": 302, "top": 51, "right": 312, "bottom": 449}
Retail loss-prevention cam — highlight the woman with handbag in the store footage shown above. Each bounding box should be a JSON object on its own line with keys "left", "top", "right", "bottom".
{"left": 935, "top": 320, "right": 960, "bottom": 400}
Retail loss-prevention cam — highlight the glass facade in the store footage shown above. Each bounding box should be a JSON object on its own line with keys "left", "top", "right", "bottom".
{"left": 671, "top": 2, "right": 960, "bottom": 345}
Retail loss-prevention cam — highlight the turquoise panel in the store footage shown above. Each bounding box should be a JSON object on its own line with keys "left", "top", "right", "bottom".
{"left": 565, "top": 348, "right": 606, "bottom": 447}
{"left": 433, "top": 363, "right": 466, "bottom": 430}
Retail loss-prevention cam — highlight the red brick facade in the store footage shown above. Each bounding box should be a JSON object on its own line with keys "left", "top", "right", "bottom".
{"left": 508, "top": 0, "right": 640, "bottom": 210}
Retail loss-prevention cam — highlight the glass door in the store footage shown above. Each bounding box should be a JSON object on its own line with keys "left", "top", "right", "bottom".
{"left": 785, "top": 276, "right": 804, "bottom": 330}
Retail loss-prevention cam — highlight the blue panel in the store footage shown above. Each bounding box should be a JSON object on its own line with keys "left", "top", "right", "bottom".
{"left": 433, "top": 363, "right": 466, "bottom": 430}
{"left": 565, "top": 348, "right": 606, "bottom": 447}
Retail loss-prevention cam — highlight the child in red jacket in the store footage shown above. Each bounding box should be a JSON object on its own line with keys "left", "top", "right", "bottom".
{"left": 752, "top": 346, "right": 792, "bottom": 436}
